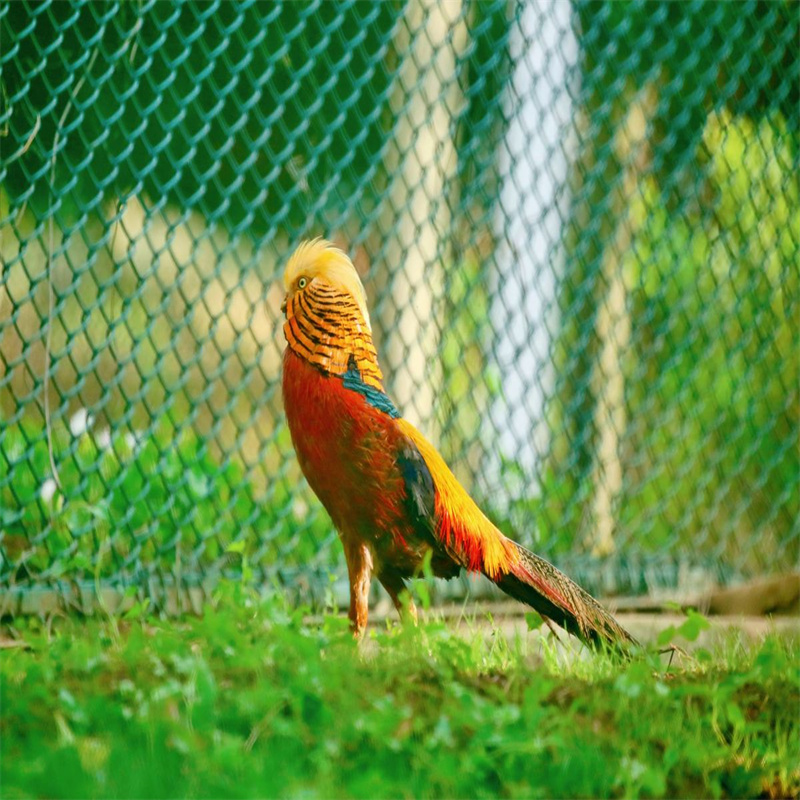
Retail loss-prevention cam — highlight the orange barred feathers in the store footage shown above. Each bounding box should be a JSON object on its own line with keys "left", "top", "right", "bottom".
{"left": 284, "top": 280, "right": 385, "bottom": 391}
{"left": 396, "top": 418, "right": 519, "bottom": 579}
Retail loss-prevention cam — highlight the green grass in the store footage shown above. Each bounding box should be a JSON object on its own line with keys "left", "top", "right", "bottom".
{"left": 2, "top": 588, "right": 798, "bottom": 799}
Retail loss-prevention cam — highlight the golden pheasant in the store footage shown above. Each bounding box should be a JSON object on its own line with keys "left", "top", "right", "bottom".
{"left": 281, "top": 238, "right": 636, "bottom": 650}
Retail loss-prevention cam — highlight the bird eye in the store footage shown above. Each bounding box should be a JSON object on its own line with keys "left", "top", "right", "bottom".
{"left": 297, "top": 277, "right": 308, "bottom": 289}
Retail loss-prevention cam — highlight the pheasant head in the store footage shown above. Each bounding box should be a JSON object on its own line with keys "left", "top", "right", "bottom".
{"left": 282, "top": 238, "right": 384, "bottom": 390}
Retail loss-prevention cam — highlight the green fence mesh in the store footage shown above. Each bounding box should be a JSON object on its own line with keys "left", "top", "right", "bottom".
{"left": 1, "top": 0, "right": 798, "bottom": 612}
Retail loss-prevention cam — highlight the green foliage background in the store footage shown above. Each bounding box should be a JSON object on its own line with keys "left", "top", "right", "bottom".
{"left": 1, "top": 0, "right": 797, "bottom": 600}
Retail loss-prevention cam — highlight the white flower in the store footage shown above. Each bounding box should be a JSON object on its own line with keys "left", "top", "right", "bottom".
{"left": 122, "top": 430, "right": 146, "bottom": 452}
{"left": 292, "top": 498, "right": 308, "bottom": 518}
{"left": 69, "top": 409, "right": 95, "bottom": 437}
{"left": 41, "top": 478, "right": 58, "bottom": 504}
{"left": 96, "top": 429, "right": 112, "bottom": 450}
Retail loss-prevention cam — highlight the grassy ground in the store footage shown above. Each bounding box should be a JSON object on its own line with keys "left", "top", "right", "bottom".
{"left": 2, "top": 587, "right": 798, "bottom": 799}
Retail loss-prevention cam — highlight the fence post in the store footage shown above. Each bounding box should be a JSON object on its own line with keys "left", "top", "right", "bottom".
{"left": 379, "top": 0, "right": 467, "bottom": 435}
{"left": 589, "top": 85, "right": 656, "bottom": 556}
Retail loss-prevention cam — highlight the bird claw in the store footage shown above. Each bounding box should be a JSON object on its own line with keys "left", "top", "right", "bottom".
{"left": 658, "top": 643, "right": 688, "bottom": 670}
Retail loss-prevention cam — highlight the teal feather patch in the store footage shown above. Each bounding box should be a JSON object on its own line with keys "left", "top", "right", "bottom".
{"left": 342, "top": 356, "right": 400, "bottom": 418}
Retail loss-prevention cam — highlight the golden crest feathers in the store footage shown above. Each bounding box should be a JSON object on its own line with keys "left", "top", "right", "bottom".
{"left": 284, "top": 238, "right": 370, "bottom": 329}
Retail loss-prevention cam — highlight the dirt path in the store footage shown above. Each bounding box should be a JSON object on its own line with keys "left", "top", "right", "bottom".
{"left": 372, "top": 600, "right": 800, "bottom": 650}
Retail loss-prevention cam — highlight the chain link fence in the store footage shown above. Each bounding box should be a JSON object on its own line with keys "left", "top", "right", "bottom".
{"left": 1, "top": 0, "right": 798, "bottom": 614}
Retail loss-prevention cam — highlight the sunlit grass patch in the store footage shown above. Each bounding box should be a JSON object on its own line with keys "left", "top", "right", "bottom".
{"left": 2, "top": 591, "right": 798, "bottom": 799}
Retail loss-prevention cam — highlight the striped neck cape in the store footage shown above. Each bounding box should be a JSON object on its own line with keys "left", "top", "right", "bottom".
{"left": 284, "top": 278, "right": 386, "bottom": 393}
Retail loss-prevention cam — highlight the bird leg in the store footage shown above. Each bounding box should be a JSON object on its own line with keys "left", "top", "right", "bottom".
{"left": 660, "top": 643, "right": 688, "bottom": 669}
{"left": 379, "top": 573, "right": 418, "bottom": 626}
{"left": 344, "top": 540, "right": 372, "bottom": 637}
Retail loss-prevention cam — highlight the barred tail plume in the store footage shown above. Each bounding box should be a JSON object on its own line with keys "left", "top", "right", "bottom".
{"left": 494, "top": 542, "right": 638, "bottom": 652}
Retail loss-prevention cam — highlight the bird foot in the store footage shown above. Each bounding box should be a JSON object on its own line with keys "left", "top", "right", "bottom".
{"left": 658, "top": 643, "right": 689, "bottom": 670}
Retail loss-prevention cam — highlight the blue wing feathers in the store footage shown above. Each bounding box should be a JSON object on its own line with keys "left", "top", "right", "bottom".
{"left": 341, "top": 358, "right": 400, "bottom": 418}
{"left": 397, "top": 443, "right": 435, "bottom": 525}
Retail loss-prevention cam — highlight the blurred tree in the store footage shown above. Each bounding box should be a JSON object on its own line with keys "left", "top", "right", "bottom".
{"left": 545, "top": 0, "right": 799, "bottom": 582}
{"left": 0, "top": 0, "right": 401, "bottom": 239}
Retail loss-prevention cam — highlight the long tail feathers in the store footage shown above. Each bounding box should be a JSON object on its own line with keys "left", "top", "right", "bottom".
{"left": 494, "top": 542, "right": 638, "bottom": 652}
